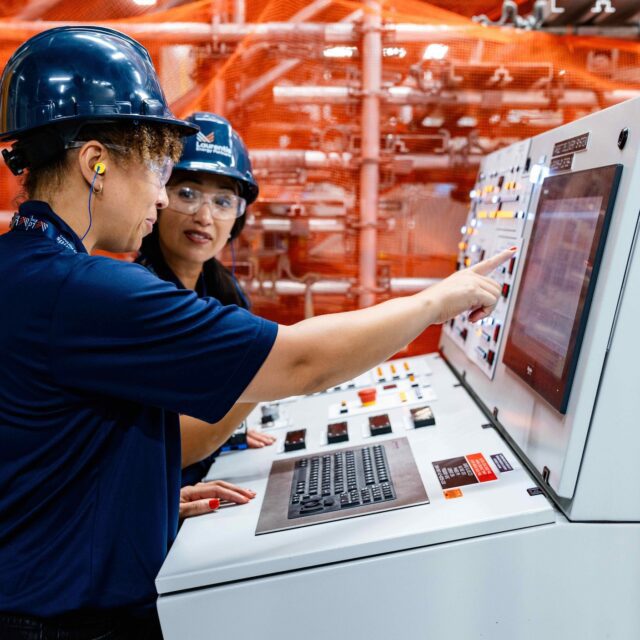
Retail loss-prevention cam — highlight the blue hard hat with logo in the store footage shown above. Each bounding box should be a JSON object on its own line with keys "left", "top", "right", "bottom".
{"left": 174, "top": 112, "right": 259, "bottom": 205}
{"left": 0, "top": 26, "right": 198, "bottom": 174}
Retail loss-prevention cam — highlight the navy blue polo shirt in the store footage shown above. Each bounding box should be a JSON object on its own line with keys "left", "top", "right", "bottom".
{"left": 135, "top": 242, "right": 250, "bottom": 487}
{"left": 0, "top": 201, "right": 278, "bottom": 617}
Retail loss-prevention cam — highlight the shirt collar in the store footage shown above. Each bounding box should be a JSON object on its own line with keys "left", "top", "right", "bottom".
{"left": 17, "top": 200, "right": 88, "bottom": 255}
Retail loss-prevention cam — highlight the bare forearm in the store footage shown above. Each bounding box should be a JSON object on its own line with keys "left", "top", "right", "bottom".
{"left": 292, "top": 294, "right": 435, "bottom": 390}
{"left": 181, "top": 402, "right": 256, "bottom": 468}
{"left": 241, "top": 248, "right": 516, "bottom": 402}
{"left": 242, "top": 292, "right": 436, "bottom": 401}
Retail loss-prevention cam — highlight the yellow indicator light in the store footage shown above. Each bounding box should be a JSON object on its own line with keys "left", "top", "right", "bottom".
{"left": 489, "top": 211, "right": 498, "bottom": 218}
{"left": 477, "top": 211, "right": 488, "bottom": 219}
{"left": 404, "top": 362, "right": 410, "bottom": 371}
{"left": 399, "top": 391, "right": 408, "bottom": 403}
{"left": 497, "top": 210, "right": 515, "bottom": 218}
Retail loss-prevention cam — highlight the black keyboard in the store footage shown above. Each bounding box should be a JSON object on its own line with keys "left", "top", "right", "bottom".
{"left": 288, "top": 443, "right": 396, "bottom": 520}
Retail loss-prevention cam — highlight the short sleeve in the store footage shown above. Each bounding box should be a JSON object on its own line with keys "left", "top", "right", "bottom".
{"left": 49, "top": 257, "right": 278, "bottom": 422}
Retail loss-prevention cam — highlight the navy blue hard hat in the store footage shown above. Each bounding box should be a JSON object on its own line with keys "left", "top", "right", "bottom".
{"left": 174, "top": 112, "right": 259, "bottom": 205}
{"left": 0, "top": 26, "right": 198, "bottom": 174}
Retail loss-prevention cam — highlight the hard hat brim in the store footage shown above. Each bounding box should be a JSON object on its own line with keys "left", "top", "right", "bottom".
{"left": 0, "top": 113, "right": 199, "bottom": 143}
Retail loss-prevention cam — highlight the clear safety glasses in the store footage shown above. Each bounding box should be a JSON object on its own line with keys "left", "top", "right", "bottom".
{"left": 65, "top": 141, "right": 174, "bottom": 189}
{"left": 166, "top": 185, "right": 247, "bottom": 220}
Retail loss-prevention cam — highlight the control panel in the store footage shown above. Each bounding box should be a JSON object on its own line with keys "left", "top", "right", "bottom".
{"left": 443, "top": 139, "right": 535, "bottom": 378}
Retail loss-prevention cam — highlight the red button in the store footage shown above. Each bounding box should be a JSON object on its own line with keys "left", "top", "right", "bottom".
{"left": 501, "top": 283, "right": 510, "bottom": 298}
{"left": 358, "top": 388, "right": 377, "bottom": 405}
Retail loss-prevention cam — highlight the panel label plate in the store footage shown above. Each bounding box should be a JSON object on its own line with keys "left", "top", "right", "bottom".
{"left": 491, "top": 453, "right": 514, "bottom": 473}
{"left": 550, "top": 153, "right": 574, "bottom": 172}
{"left": 432, "top": 456, "right": 479, "bottom": 489}
{"left": 552, "top": 132, "right": 589, "bottom": 157}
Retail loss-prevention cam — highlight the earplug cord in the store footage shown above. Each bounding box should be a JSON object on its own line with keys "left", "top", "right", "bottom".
{"left": 81, "top": 170, "right": 99, "bottom": 242}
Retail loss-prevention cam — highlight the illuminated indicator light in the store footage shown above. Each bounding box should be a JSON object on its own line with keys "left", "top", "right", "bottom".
{"left": 464, "top": 257, "right": 471, "bottom": 267}
{"left": 489, "top": 211, "right": 498, "bottom": 219}
{"left": 444, "top": 488, "right": 463, "bottom": 500}
{"left": 458, "top": 241, "right": 467, "bottom": 250}
{"left": 475, "top": 328, "right": 483, "bottom": 337}
{"left": 477, "top": 211, "right": 487, "bottom": 219}
{"left": 460, "top": 226, "right": 467, "bottom": 234}
{"left": 404, "top": 362, "right": 410, "bottom": 371}
{"left": 399, "top": 391, "right": 408, "bottom": 403}
{"left": 376, "top": 367, "right": 383, "bottom": 376}
{"left": 497, "top": 210, "right": 514, "bottom": 218}
{"left": 391, "top": 364, "right": 397, "bottom": 374}
{"left": 409, "top": 373, "right": 415, "bottom": 382}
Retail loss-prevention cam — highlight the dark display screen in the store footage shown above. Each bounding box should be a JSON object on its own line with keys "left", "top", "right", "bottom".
{"left": 503, "top": 164, "right": 622, "bottom": 413}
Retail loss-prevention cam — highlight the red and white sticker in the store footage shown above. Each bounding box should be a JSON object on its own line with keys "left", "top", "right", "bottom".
{"left": 466, "top": 453, "right": 498, "bottom": 483}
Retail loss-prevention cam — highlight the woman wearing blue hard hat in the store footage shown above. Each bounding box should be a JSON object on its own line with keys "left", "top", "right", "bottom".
{"left": 0, "top": 26, "right": 274, "bottom": 639}
{"left": 138, "top": 113, "right": 276, "bottom": 490}
{"left": 0, "top": 23, "right": 513, "bottom": 640}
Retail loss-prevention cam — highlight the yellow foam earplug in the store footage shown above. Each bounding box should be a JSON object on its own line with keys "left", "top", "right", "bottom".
{"left": 93, "top": 162, "right": 106, "bottom": 175}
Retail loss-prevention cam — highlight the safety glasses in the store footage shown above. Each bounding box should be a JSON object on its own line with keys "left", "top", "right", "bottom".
{"left": 166, "top": 185, "right": 247, "bottom": 220}
{"left": 65, "top": 141, "right": 174, "bottom": 189}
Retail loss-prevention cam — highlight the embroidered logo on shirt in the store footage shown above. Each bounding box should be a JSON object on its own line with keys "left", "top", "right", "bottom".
{"left": 10, "top": 213, "right": 49, "bottom": 232}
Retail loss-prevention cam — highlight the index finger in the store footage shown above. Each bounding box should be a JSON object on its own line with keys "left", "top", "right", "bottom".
{"left": 470, "top": 247, "right": 517, "bottom": 276}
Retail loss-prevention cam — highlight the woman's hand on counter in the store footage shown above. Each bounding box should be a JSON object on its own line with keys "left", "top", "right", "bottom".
{"left": 247, "top": 429, "right": 277, "bottom": 448}
{"left": 179, "top": 480, "right": 257, "bottom": 519}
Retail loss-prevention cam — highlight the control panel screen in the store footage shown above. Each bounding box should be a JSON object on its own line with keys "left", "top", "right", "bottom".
{"left": 503, "top": 164, "right": 622, "bottom": 413}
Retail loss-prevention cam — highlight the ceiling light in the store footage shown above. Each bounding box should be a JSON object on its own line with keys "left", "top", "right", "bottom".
{"left": 383, "top": 47, "right": 407, "bottom": 58}
{"left": 323, "top": 46, "right": 357, "bottom": 59}
{"left": 423, "top": 44, "right": 449, "bottom": 60}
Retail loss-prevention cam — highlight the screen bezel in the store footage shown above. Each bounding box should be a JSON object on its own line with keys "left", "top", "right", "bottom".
{"left": 503, "top": 164, "right": 622, "bottom": 414}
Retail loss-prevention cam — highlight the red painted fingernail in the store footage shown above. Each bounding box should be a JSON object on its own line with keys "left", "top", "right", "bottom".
{"left": 209, "top": 499, "right": 220, "bottom": 510}
{"left": 509, "top": 246, "right": 517, "bottom": 251}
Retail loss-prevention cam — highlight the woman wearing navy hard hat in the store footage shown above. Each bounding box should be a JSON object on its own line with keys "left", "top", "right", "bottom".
{"left": 0, "top": 24, "right": 514, "bottom": 640}
{"left": 138, "top": 112, "right": 276, "bottom": 491}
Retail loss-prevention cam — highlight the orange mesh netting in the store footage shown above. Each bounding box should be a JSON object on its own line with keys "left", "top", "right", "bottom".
{"left": 1, "top": 1, "right": 639, "bottom": 353}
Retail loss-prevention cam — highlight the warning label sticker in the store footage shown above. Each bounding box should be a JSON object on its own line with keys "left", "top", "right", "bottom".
{"left": 432, "top": 453, "right": 498, "bottom": 489}
{"left": 467, "top": 453, "right": 498, "bottom": 483}
{"left": 432, "top": 456, "right": 478, "bottom": 490}
{"left": 491, "top": 453, "right": 513, "bottom": 473}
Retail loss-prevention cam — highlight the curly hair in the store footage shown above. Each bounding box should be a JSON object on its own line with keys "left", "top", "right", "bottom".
{"left": 23, "top": 121, "right": 184, "bottom": 200}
